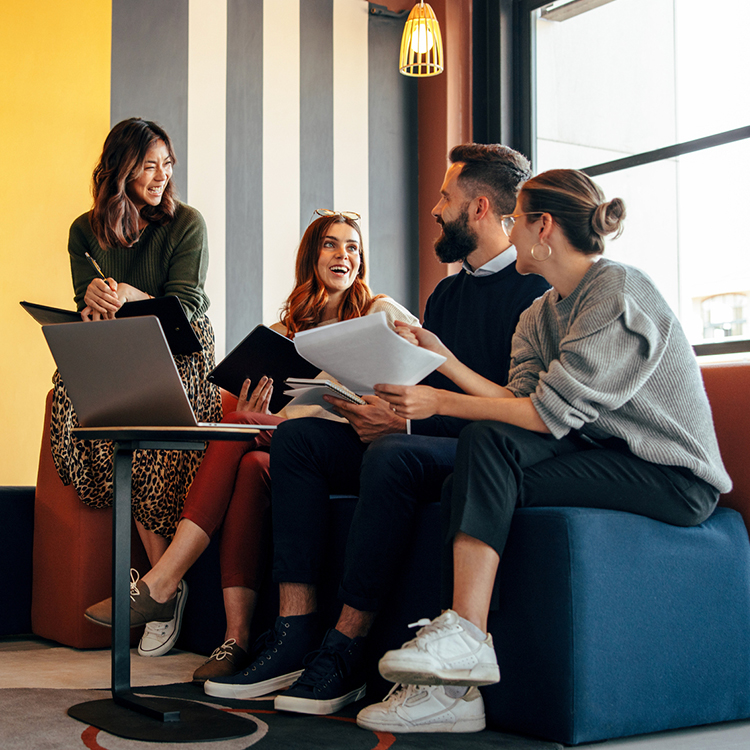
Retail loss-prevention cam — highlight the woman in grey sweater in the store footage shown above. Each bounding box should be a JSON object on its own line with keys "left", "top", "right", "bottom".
{"left": 362, "top": 169, "right": 731, "bottom": 731}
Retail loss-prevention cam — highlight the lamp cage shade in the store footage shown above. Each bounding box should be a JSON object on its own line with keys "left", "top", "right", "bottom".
{"left": 399, "top": 2, "right": 444, "bottom": 77}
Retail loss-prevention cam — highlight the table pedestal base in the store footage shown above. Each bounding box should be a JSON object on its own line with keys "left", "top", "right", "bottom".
{"left": 66, "top": 429, "right": 263, "bottom": 743}
{"left": 68, "top": 693, "right": 256, "bottom": 742}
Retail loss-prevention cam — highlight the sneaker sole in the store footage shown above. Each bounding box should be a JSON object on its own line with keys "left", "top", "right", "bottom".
{"left": 137, "top": 580, "right": 189, "bottom": 657}
{"left": 204, "top": 669, "right": 303, "bottom": 700}
{"left": 193, "top": 657, "right": 251, "bottom": 685}
{"left": 356, "top": 713, "right": 486, "bottom": 733}
{"left": 378, "top": 658, "right": 499, "bottom": 687}
{"left": 83, "top": 612, "right": 147, "bottom": 629}
{"left": 274, "top": 683, "right": 366, "bottom": 715}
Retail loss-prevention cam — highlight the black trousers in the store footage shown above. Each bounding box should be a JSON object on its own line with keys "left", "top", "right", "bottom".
{"left": 441, "top": 421, "right": 719, "bottom": 607}
{"left": 270, "top": 417, "right": 458, "bottom": 611}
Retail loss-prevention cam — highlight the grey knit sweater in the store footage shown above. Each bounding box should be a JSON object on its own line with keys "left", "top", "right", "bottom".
{"left": 507, "top": 258, "right": 732, "bottom": 494}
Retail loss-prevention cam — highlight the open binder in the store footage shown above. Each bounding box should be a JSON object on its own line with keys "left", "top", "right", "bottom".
{"left": 207, "top": 325, "right": 321, "bottom": 413}
{"left": 20, "top": 296, "right": 202, "bottom": 355}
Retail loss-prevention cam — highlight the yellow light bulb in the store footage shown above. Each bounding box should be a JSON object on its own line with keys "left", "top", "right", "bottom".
{"left": 410, "top": 22, "right": 434, "bottom": 54}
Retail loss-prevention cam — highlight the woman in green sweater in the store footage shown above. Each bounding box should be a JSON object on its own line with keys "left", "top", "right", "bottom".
{"left": 50, "top": 118, "right": 222, "bottom": 619}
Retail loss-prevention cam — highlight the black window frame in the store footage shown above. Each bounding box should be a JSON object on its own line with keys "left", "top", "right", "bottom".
{"left": 473, "top": 0, "right": 750, "bottom": 356}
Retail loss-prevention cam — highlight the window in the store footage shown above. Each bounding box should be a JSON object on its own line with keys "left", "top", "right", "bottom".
{"left": 700, "top": 293, "right": 748, "bottom": 341}
{"left": 492, "top": 0, "right": 750, "bottom": 354}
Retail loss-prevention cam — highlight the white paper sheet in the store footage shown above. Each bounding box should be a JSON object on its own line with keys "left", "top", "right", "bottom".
{"left": 291, "top": 312, "right": 446, "bottom": 394}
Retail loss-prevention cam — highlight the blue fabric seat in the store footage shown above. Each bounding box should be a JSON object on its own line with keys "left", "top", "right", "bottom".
{"left": 484, "top": 505, "right": 750, "bottom": 745}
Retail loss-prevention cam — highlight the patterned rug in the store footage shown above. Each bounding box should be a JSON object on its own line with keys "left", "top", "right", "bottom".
{"left": 0, "top": 683, "right": 563, "bottom": 750}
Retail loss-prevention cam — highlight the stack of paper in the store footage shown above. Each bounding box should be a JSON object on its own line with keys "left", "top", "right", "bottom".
{"left": 283, "top": 312, "right": 446, "bottom": 409}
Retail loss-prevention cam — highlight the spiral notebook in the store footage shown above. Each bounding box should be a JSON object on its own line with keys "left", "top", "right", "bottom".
{"left": 284, "top": 378, "right": 366, "bottom": 406}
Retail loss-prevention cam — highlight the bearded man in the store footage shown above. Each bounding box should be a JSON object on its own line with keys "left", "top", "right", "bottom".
{"left": 205, "top": 144, "right": 550, "bottom": 732}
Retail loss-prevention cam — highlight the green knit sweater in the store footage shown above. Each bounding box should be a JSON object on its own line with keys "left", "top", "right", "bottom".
{"left": 67, "top": 202, "right": 210, "bottom": 321}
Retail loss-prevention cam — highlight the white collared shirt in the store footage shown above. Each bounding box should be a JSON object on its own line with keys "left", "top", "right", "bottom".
{"left": 462, "top": 246, "right": 518, "bottom": 277}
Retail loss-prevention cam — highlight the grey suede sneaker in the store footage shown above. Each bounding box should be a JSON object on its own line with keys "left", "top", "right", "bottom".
{"left": 84, "top": 569, "right": 177, "bottom": 628}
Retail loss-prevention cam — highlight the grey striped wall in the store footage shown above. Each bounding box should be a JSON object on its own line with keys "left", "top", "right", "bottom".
{"left": 110, "top": 0, "right": 418, "bottom": 357}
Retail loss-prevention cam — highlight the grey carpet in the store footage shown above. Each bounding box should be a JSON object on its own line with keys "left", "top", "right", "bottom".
{"left": 0, "top": 685, "right": 564, "bottom": 749}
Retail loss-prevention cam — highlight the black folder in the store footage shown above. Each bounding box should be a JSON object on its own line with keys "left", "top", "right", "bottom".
{"left": 20, "top": 296, "right": 202, "bottom": 355}
{"left": 207, "top": 325, "right": 321, "bottom": 413}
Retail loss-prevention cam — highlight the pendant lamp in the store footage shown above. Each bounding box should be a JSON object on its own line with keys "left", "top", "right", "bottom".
{"left": 399, "top": 2, "right": 444, "bottom": 77}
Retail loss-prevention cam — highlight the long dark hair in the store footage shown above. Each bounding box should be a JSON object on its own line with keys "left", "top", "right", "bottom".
{"left": 279, "top": 215, "right": 382, "bottom": 336}
{"left": 90, "top": 117, "right": 178, "bottom": 249}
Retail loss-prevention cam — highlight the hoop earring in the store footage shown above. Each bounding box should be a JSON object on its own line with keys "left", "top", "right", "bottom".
{"left": 531, "top": 242, "right": 552, "bottom": 261}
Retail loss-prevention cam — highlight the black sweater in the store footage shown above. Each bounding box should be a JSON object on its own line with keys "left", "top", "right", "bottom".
{"left": 412, "top": 262, "right": 550, "bottom": 437}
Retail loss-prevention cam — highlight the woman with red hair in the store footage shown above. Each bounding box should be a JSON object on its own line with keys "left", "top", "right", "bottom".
{"left": 85, "top": 210, "right": 418, "bottom": 678}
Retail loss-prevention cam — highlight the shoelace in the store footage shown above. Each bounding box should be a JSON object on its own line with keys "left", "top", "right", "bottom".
{"left": 295, "top": 645, "right": 348, "bottom": 687}
{"left": 247, "top": 622, "right": 288, "bottom": 669}
{"left": 408, "top": 618, "right": 431, "bottom": 630}
{"left": 382, "top": 682, "right": 422, "bottom": 706}
{"left": 144, "top": 620, "right": 170, "bottom": 637}
{"left": 404, "top": 615, "right": 452, "bottom": 648}
{"left": 210, "top": 639, "right": 237, "bottom": 662}
{"left": 405, "top": 616, "right": 445, "bottom": 647}
{"left": 129, "top": 568, "right": 141, "bottom": 603}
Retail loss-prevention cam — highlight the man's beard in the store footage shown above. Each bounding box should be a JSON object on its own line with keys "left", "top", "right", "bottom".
{"left": 434, "top": 209, "right": 479, "bottom": 264}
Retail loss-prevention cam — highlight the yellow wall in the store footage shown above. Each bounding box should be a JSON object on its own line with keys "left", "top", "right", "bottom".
{"left": 0, "top": 2, "right": 111, "bottom": 484}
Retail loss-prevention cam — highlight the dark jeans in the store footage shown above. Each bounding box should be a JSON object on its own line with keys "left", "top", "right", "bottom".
{"left": 441, "top": 421, "right": 720, "bottom": 607}
{"left": 270, "top": 418, "right": 458, "bottom": 611}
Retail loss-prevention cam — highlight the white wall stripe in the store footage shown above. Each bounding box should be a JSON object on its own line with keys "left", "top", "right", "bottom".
{"left": 262, "top": 0, "right": 301, "bottom": 325}
{"left": 187, "top": 0, "right": 228, "bottom": 357}
{"left": 332, "top": 0, "right": 370, "bottom": 263}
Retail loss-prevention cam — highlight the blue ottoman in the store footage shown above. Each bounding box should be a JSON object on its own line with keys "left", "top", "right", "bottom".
{"left": 484, "top": 506, "right": 750, "bottom": 745}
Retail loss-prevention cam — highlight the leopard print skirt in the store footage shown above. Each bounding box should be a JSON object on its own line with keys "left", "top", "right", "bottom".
{"left": 50, "top": 314, "right": 222, "bottom": 539}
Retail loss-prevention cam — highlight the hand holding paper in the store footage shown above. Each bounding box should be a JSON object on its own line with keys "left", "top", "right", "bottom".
{"left": 291, "top": 312, "right": 446, "bottom": 394}
{"left": 393, "top": 321, "right": 454, "bottom": 361}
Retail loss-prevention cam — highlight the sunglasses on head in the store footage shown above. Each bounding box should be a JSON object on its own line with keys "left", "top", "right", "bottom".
{"left": 314, "top": 209, "right": 361, "bottom": 222}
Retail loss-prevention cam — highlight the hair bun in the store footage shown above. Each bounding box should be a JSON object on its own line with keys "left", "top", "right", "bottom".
{"left": 591, "top": 197, "right": 626, "bottom": 239}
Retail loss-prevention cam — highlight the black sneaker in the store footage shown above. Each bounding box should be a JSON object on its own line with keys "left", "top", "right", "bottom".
{"left": 274, "top": 628, "right": 367, "bottom": 715}
{"left": 204, "top": 614, "right": 318, "bottom": 699}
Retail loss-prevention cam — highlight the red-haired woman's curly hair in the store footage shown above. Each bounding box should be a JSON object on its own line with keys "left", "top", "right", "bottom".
{"left": 90, "top": 117, "right": 178, "bottom": 249}
{"left": 279, "top": 215, "right": 382, "bottom": 336}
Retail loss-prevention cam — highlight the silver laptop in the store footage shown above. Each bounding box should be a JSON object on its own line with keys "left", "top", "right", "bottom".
{"left": 42, "top": 316, "right": 274, "bottom": 431}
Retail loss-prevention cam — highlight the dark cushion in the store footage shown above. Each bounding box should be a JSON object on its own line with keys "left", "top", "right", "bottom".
{"left": 0, "top": 486, "right": 35, "bottom": 636}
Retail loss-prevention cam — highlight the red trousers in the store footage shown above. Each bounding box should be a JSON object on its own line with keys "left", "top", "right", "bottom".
{"left": 180, "top": 411, "right": 286, "bottom": 590}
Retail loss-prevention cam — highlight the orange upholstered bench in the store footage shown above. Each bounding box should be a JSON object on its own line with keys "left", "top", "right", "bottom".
{"left": 31, "top": 389, "right": 238, "bottom": 649}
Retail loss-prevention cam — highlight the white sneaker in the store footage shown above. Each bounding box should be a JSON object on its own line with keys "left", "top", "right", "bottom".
{"left": 378, "top": 610, "right": 500, "bottom": 686}
{"left": 137, "top": 579, "right": 189, "bottom": 657}
{"left": 357, "top": 684, "right": 485, "bottom": 733}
